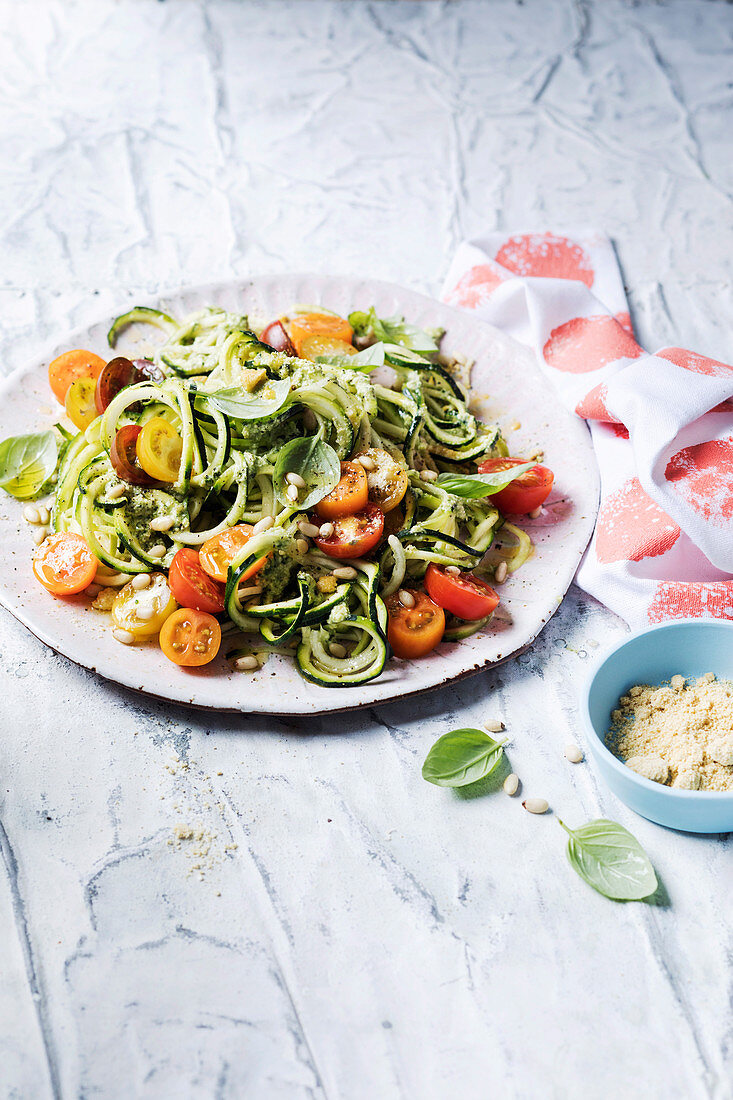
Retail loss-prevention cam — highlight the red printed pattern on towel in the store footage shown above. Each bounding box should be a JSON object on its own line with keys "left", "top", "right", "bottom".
{"left": 665, "top": 438, "right": 733, "bottom": 526}
{"left": 595, "top": 478, "right": 680, "bottom": 564}
{"left": 494, "top": 233, "right": 595, "bottom": 287}
{"left": 543, "top": 315, "right": 643, "bottom": 374}
{"left": 648, "top": 581, "right": 733, "bottom": 623}
{"left": 446, "top": 264, "right": 504, "bottom": 309}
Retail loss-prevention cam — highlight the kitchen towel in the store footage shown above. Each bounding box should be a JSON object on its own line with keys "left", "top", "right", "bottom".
{"left": 441, "top": 231, "right": 733, "bottom": 627}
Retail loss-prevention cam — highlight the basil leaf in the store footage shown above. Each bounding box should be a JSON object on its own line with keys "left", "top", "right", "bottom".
{"left": 203, "top": 378, "right": 291, "bottom": 420}
{"left": 0, "top": 430, "right": 57, "bottom": 500}
{"left": 273, "top": 434, "right": 341, "bottom": 511}
{"left": 436, "top": 463, "right": 534, "bottom": 499}
{"left": 422, "top": 728, "right": 506, "bottom": 787}
{"left": 559, "top": 819, "right": 658, "bottom": 901}
{"left": 315, "top": 342, "right": 385, "bottom": 372}
{"left": 348, "top": 308, "right": 440, "bottom": 354}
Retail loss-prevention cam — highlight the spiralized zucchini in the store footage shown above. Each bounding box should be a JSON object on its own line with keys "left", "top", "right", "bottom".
{"left": 51, "top": 304, "right": 532, "bottom": 686}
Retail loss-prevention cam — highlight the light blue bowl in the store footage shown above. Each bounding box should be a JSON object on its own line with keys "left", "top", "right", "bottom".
{"left": 581, "top": 618, "right": 733, "bottom": 833}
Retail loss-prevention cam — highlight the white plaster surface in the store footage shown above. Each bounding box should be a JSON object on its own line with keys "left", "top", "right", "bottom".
{"left": 0, "top": 2, "right": 731, "bottom": 1097}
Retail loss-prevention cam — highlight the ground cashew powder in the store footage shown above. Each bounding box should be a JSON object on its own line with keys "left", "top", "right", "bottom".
{"left": 606, "top": 673, "right": 733, "bottom": 792}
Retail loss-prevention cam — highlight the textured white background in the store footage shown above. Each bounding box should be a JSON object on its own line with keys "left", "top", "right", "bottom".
{"left": 0, "top": 2, "right": 731, "bottom": 1098}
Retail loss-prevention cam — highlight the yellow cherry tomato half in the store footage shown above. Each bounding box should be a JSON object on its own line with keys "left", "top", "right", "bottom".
{"left": 299, "top": 334, "right": 356, "bottom": 361}
{"left": 111, "top": 572, "right": 177, "bottom": 638}
{"left": 64, "top": 377, "right": 98, "bottom": 431}
{"left": 136, "top": 417, "right": 183, "bottom": 483}
{"left": 353, "top": 447, "right": 408, "bottom": 513}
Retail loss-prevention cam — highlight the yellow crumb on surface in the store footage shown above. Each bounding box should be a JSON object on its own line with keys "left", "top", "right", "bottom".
{"left": 606, "top": 674, "right": 733, "bottom": 791}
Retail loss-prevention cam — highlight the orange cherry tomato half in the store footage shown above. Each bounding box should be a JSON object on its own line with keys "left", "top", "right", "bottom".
{"left": 424, "top": 563, "right": 500, "bottom": 621}
{"left": 168, "top": 548, "right": 225, "bottom": 614}
{"left": 199, "top": 525, "right": 268, "bottom": 584}
{"left": 477, "top": 457, "right": 554, "bottom": 515}
{"left": 48, "top": 349, "right": 106, "bottom": 405}
{"left": 159, "top": 608, "right": 221, "bottom": 667}
{"left": 386, "top": 589, "right": 445, "bottom": 659}
{"left": 312, "top": 503, "right": 384, "bottom": 559}
{"left": 315, "top": 461, "right": 369, "bottom": 520}
{"left": 287, "top": 312, "right": 353, "bottom": 357}
{"left": 33, "top": 532, "right": 98, "bottom": 596}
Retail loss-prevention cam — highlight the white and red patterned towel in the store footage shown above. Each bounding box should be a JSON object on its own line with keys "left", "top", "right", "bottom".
{"left": 441, "top": 231, "right": 733, "bottom": 628}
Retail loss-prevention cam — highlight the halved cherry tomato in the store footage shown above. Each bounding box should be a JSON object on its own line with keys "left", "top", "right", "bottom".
{"left": 48, "top": 349, "right": 106, "bottom": 404}
{"left": 287, "top": 312, "right": 353, "bottom": 357}
{"left": 261, "top": 320, "right": 296, "bottom": 356}
{"left": 386, "top": 589, "right": 445, "bottom": 659}
{"left": 136, "top": 417, "right": 182, "bottom": 483}
{"left": 133, "top": 358, "right": 165, "bottom": 384}
{"left": 300, "top": 335, "right": 356, "bottom": 360}
{"left": 65, "top": 377, "right": 98, "bottom": 430}
{"left": 168, "top": 548, "right": 225, "bottom": 614}
{"left": 315, "top": 461, "right": 368, "bottom": 520}
{"left": 33, "top": 532, "right": 97, "bottom": 596}
{"left": 477, "top": 457, "right": 554, "bottom": 515}
{"left": 159, "top": 608, "right": 221, "bottom": 667}
{"left": 95, "top": 356, "right": 139, "bottom": 414}
{"left": 111, "top": 425, "right": 155, "bottom": 486}
{"left": 424, "top": 563, "right": 500, "bottom": 621}
{"left": 111, "top": 573, "right": 177, "bottom": 637}
{"left": 312, "top": 503, "right": 384, "bottom": 559}
{"left": 354, "top": 448, "right": 408, "bottom": 513}
{"left": 199, "top": 525, "right": 268, "bottom": 584}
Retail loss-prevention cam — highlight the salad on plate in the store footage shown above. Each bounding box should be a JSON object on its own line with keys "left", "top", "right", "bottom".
{"left": 0, "top": 304, "right": 554, "bottom": 687}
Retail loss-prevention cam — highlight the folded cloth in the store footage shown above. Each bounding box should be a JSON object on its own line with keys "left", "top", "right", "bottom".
{"left": 441, "top": 231, "right": 733, "bottom": 628}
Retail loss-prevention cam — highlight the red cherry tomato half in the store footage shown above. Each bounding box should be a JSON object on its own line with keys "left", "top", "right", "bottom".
{"left": 477, "top": 457, "right": 554, "bottom": 515}
{"left": 95, "top": 356, "right": 139, "bottom": 414}
{"left": 133, "top": 357, "right": 165, "bottom": 384}
{"left": 424, "top": 563, "right": 500, "bottom": 621}
{"left": 110, "top": 425, "right": 155, "bottom": 486}
{"left": 312, "top": 503, "right": 385, "bottom": 559}
{"left": 261, "top": 321, "right": 297, "bottom": 357}
{"left": 168, "top": 548, "right": 226, "bottom": 614}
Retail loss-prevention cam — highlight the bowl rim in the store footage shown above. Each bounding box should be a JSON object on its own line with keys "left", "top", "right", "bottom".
{"left": 581, "top": 617, "right": 733, "bottom": 803}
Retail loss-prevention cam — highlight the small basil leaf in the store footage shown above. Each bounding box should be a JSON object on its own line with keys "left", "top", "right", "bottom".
{"left": 436, "top": 462, "right": 535, "bottom": 499}
{"left": 422, "top": 728, "right": 506, "bottom": 787}
{"left": 273, "top": 434, "right": 341, "bottom": 511}
{"left": 315, "top": 342, "right": 385, "bottom": 372}
{"left": 202, "top": 378, "right": 291, "bottom": 420}
{"left": 0, "top": 430, "right": 57, "bottom": 500}
{"left": 348, "top": 308, "right": 440, "bottom": 354}
{"left": 559, "top": 819, "right": 658, "bottom": 901}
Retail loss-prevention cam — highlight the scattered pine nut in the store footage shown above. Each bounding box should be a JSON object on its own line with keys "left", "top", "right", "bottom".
{"left": 150, "top": 515, "right": 175, "bottom": 532}
{"left": 356, "top": 454, "right": 376, "bottom": 471}
{"left": 286, "top": 471, "right": 307, "bottom": 489}
{"left": 131, "top": 574, "right": 151, "bottom": 590}
{"left": 484, "top": 719, "right": 504, "bottom": 733}
{"left": 136, "top": 604, "right": 156, "bottom": 622}
{"left": 564, "top": 743, "right": 584, "bottom": 763}
{"left": 112, "top": 628, "right": 135, "bottom": 645}
{"left": 149, "top": 544, "right": 166, "bottom": 558}
{"left": 333, "top": 566, "right": 357, "bottom": 580}
{"left": 523, "top": 798, "right": 549, "bottom": 814}
{"left": 328, "top": 641, "right": 347, "bottom": 658}
{"left": 420, "top": 469, "right": 438, "bottom": 482}
{"left": 253, "top": 516, "right": 274, "bottom": 534}
{"left": 235, "top": 655, "right": 259, "bottom": 671}
{"left": 445, "top": 565, "right": 461, "bottom": 576}
{"left": 298, "top": 521, "right": 320, "bottom": 538}
{"left": 32, "top": 527, "right": 48, "bottom": 545}
{"left": 319, "top": 521, "right": 335, "bottom": 538}
{"left": 295, "top": 538, "right": 309, "bottom": 556}
{"left": 503, "top": 773, "right": 519, "bottom": 796}
{"left": 37, "top": 506, "right": 50, "bottom": 525}
{"left": 398, "top": 589, "right": 416, "bottom": 608}
{"left": 286, "top": 483, "right": 299, "bottom": 502}
{"left": 528, "top": 506, "right": 542, "bottom": 519}
{"left": 107, "top": 484, "right": 126, "bottom": 500}
{"left": 23, "top": 505, "right": 40, "bottom": 524}
{"left": 494, "top": 561, "right": 508, "bottom": 584}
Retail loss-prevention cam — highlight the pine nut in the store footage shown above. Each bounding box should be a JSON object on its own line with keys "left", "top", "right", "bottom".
{"left": 298, "top": 521, "right": 320, "bottom": 538}
{"left": 332, "top": 566, "right": 357, "bottom": 580}
{"left": 253, "top": 516, "right": 274, "bottom": 534}
{"left": 150, "top": 515, "right": 175, "bottom": 532}
{"left": 356, "top": 454, "right": 376, "bottom": 471}
{"left": 149, "top": 544, "right": 166, "bottom": 558}
{"left": 420, "top": 469, "right": 438, "bottom": 482}
{"left": 235, "top": 655, "right": 259, "bottom": 671}
{"left": 329, "top": 641, "right": 347, "bottom": 658}
{"left": 286, "top": 483, "right": 299, "bottom": 502}
{"left": 136, "top": 604, "right": 156, "bottom": 622}
{"left": 528, "top": 506, "right": 542, "bottom": 519}
{"left": 112, "top": 628, "right": 135, "bottom": 645}
{"left": 398, "top": 589, "right": 415, "bottom": 608}
{"left": 484, "top": 719, "right": 504, "bottom": 733}
{"left": 37, "top": 506, "right": 50, "bottom": 525}
{"left": 503, "top": 773, "right": 519, "bottom": 796}
{"left": 295, "top": 538, "right": 309, "bottom": 556}
{"left": 286, "top": 471, "right": 307, "bottom": 489}
{"left": 107, "top": 484, "right": 126, "bottom": 500}
{"left": 523, "top": 798, "right": 549, "bottom": 815}
{"left": 495, "top": 561, "right": 508, "bottom": 584}
{"left": 445, "top": 565, "right": 461, "bottom": 576}
{"left": 23, "top": 505, "right": 40, "bottom": 524}
{"left": 239, "top": 585, "right": 262, "bottom": 599}
{"left": 319, "top": 522, "right": 335, "bottom": 538}
{"left": 32, "top": 527, "right": 48, "bottom": 545}
{"left": 131, "top": 574, "right": 151, "bottom": 590}
{"left": 564, "top": 743, "right": 584, "bottom": 763}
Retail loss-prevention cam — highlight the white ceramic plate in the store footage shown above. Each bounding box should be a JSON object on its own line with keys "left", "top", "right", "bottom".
{"left": 0, "top": 275, "right": 599, "bottom": 714}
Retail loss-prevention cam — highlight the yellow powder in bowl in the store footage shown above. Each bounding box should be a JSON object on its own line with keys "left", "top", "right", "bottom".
{"left": 606, "top": 673, "right": 733, "bottom": 792}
